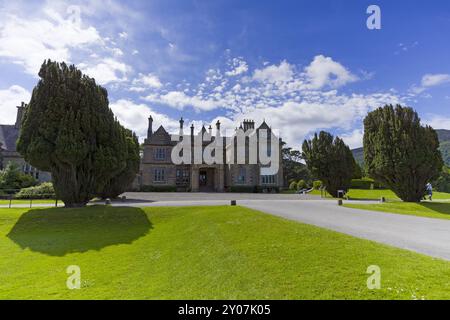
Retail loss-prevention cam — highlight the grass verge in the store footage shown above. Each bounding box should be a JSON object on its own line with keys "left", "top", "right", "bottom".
{"left": 0, "top": 205, "right": 449, "bottom": 299}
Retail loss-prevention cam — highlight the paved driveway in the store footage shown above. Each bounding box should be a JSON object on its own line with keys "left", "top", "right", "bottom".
{"left": 240, "top": 200, "right": 450, "bottom": 261}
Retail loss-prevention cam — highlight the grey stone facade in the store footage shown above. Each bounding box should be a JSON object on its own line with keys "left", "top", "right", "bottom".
{"left": 0, "top": 103, "right": 51, "bottom": 183}
{"left": 139, "top": 116, "right": 284, "bottom": 192}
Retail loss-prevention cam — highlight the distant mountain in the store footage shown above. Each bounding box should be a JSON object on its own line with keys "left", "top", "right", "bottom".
{"left": 352, "top": 129, "right": 450, "bottom": 167}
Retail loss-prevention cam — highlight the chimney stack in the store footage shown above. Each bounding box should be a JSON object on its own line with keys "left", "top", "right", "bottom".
{"left": 15, "top": 102, "right": 26, "bottom": 129}
{"left": 147, "top": 116, "right": 153, "bottom": 140}
{"left": 243, "top": 119, "right": 255, "bottom": 132}
{"left": 179, "top": 117, "right": 184, "bottom": 136}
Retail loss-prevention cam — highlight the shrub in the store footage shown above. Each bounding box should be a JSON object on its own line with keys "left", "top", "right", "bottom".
{"left": 15, "top": 182, "right": 55, "bottom": 199}
{"left": 229, "top": 186, "right": 257, "bottom": 193}
{"left": 140, "top": 185, "right": 177, "bottom": 192}
{"left": 0, "top": 163, "right": 37, "bottom": 192}
{"left": 289, "top": 181, "right": 297, "bottom": 190}
{"left": 312, "top": 180, "right": 322, "bottom": 190}
{"left": 350, "top": 178, "right": 385, "bottom": 189}
{"left": 297, "top": 180, "right": 307, "bottom": 190}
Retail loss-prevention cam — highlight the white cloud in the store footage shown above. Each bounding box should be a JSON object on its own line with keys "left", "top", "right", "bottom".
{"left": 421, "top": 74, "right": 450, "bottom": 87}
{"left": 80, "top": 58, "right": 130, "bottom": 85}
{"left": 225, "top": 58, "right": 248, "bottom": 77}
{"left": 305, "top": 55, "right": 358, "bottom": 89}
{"left": 340, "top": 129, "right": 364, "bottom": 149}
{"left": 0, "top": 9, "right": 101, "bottom": 76}
{"left": 132, "top": 73, "right": 162, "bottom": 89}
{"left": 0, "top": 85, "right": 31, "bottom": 125}
{"left": 143, "top": 91, "right": 222, "bottom": 112}
{"left": 424, "top": 115, "right": 450, "bottom": 130}
{"left": 110, "top": 99, "right": 179, "bottom": 141}
{"left": 253, "top": 60, "right": 294, "bottom": 83}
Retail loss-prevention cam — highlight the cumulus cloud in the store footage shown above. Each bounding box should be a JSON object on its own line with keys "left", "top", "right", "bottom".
{"left": 305, "top": 55, "right": 358, "bottom": 89}
{"left": 79, "top": 58, "right": 130, "bottom": 85}
{"left": 225, "top": 58, "right": 248, "bottom": 77}
{"left": 253, "top": 60, "right": 294, "bottom": 83}
{"left": 421, "top": 74, "right": 450, "bottom": 87}
{"left": 340, "top": 129, "right": 364, "bottom": 149}
{"left": 410, "top": 73, "right": 450, "bottom": 95}
{"left": 0, "top": 8, "right": 101, "bottom": 76}
{"left": 110, "top": 99, "right": 179, "bottom": 140}
{"left": 0, "top": 85, "right": 31, "bottom": 124}
{"left": 424, "top": 114, "right": 450, "bottom": 130}
{"left": 131, "top": 73, "right": 163, "bottom": 90}
{"left": 143, "top": 91, "right": 222, "bottom": 112}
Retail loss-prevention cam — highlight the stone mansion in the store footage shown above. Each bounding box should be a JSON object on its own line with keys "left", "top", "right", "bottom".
{"left": 139, "top": 116, "right": 284, "bottom": 192}
{"left": 1, "top": 103, "right": 283, "bottom": 192}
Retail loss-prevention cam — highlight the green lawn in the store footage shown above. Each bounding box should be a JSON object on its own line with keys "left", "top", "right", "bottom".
{"left": 311, "top": 188, "right": 450, "bottom": 201}
{"left": 344, "top": 202, "right": 450, "bottom": 220}
{"left": 0, "top": 199, "right": 58, "bottom": 205}
{"left": 1, "top": 205, "right": 450, "bottom": 299}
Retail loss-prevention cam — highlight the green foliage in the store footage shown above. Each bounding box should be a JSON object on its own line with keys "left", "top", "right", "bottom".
{"left": 98, "top": 130, "right": 140, "bottom": 199}
{"left": 140, "top": 185, "right": 177, "bottom": 192}
{"left": 302, "top": 131, "right": 357, "bottom": 197}
{"left": 227, "top": 186, "right": 279, "bottom": 193}
{"left": 350, "top": 177, "right": 384, "bottom": 190}
{"left": 17, "top": 60, "right": 137, "bottom": 207}
{"left": 312, "top": 180, "right": 322, "bottom": 190}
{"left": 363, "top": 104, "right": 443, "bottom": 202}
{"left": 289, "top": 181, "right": 297, "bottom": 190}
{"left": 0, "top": 143, "right": 3, "bottom": 170}
{"left": 432, "top": 167, "right": 450, "bottom": 193}
{"left": 15, "top": 182, "right": 55, "bottom": 199}
{"left": 297, "top": 180, "right": 307, "bottom": 190}
{"left": 353, "top": 162, "right": 363, "bottom": 179}
{"left": 282, "top": 146, "right": 311, "bottom": 186}
{"left": 0, "top": 163, "right": 37, "bottom": 192}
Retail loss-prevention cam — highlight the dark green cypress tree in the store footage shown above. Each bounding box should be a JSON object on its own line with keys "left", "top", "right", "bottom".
{"left": 98, "top": 129, "right": 140, "bottom": 199}
{"left": 17, "top": 60, "right": 133, "bottom": 207}
{"left": 302, "top": 131, "right": 357, "bottom": 197}
{"left": 363, "top": 104, "right": 443, "bottom": 202}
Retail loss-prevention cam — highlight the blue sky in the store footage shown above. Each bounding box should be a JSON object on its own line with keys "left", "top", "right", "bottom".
{"left": 1, "top": 0, "right": 450, "bottom": 149}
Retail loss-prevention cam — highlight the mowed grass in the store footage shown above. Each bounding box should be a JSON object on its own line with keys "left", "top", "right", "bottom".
{"left": 311, "top": 188, "right": 450, "bottom": 201}
{"left": 1, "top": 205, "right": 450, "bottom": 300}
{"left": 0, "top": 199, "right": 59, "bottom": 205}
{"left": 344, "top": 202, "right": 450, "bottom": 221}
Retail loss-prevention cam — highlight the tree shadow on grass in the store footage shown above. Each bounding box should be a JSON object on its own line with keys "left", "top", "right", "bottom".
{"left": 419, "top": 202, "right": 450, "bottom": 216}
{"left": 7, "top": 206, "right": 152, "bottom": 256}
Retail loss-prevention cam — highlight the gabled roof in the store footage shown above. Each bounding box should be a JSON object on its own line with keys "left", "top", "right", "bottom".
{"left": 146, "top": 125, "right": 174, "bottom": 145}
{"left": 0, "top": 125, "right": 19, "bottom": 152}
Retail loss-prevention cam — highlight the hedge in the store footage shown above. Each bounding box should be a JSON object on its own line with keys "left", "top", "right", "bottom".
{"left": 140, "top": 185, "right": 177, "bottom": 192}
{"left": 228, "top": 186, "right": 280, "bottom": 193}
{"left": 350, "top": 178, "right": 385, "bottom": 189}
{"left": 15, "top": 182, "right": 55, "bottom": 199}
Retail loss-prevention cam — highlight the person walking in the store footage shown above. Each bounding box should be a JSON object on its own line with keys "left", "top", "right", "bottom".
{"left": 426, "top": 182, "right": 433, "bottom": 201}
